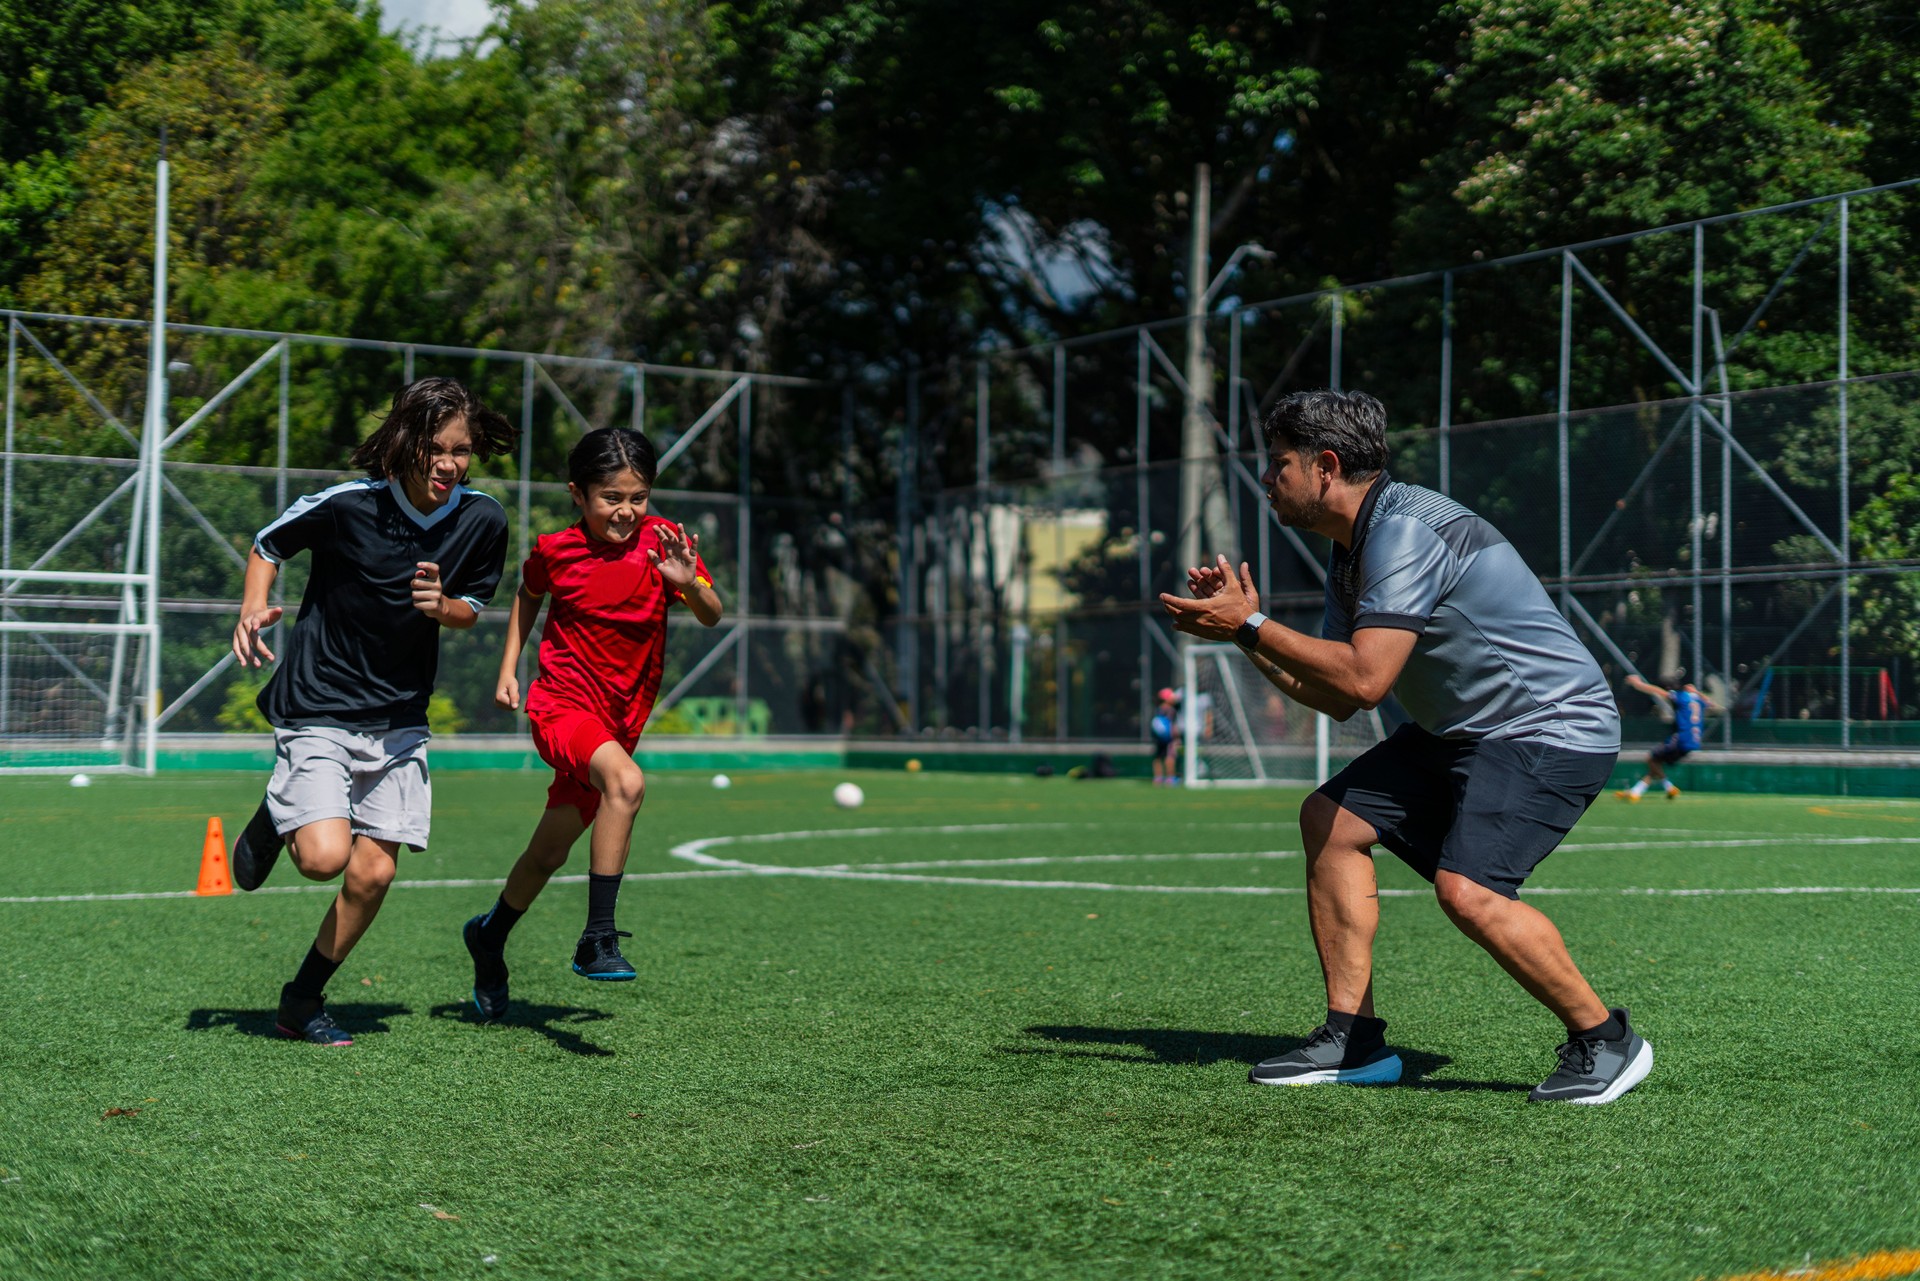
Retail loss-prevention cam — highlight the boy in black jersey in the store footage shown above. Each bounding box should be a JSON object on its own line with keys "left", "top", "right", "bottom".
{"left": 228, "top": 378, "right": 516, "bottom": 1045}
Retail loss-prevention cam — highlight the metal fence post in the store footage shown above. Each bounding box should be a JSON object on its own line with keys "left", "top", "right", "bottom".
{"left": 1439, "top": 272, "right": 1454, "bottom": 494}
{"left": 899, "top": 364, "right": 919, "bottom": 732}
{"left": 1, "top": 320, "right": 14, "bottom": 734}
{"left": 1137, "top": 331, "right": 1152, "bottom": 741}
{"left": 1838, "top": 197, "right": 1851, "bottom": 749}
{"left": 738, "top": 378, "right": 752, "bottom": 732}
{"left": 514, "top": 358, "right": 534, "bottom": 713}
{"left": 1691, "top": 225, "right": 1705, "bottom": 690}
{"left": 1557, "top": 252, "right": 1572, "bottom": 611}
{"left": 1052, "top": 343, "right": 1066, "bottom": 470}
{"left": 275, "top": 340, "right": 289, "bottom": 609}
{"left": 976, "top": 356, "right": 991, "bottom": 735}
{"left": 1330, "top": 290, "right": 1343, "bottom": 391}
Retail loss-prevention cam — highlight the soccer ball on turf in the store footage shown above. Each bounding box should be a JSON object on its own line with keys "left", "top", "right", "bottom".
{"left": 69, "top": 773, "right": 92, "bottom": 788}
{"left": 832, "top": 781, "right": 864, "bottom": 809}
{"left": 711, "top": 773, "right": 732, "bottom": 789}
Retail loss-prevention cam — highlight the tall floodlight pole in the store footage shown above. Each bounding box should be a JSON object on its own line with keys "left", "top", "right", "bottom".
{"left": 141, "top": 128, "right": 170, "bottom": 775}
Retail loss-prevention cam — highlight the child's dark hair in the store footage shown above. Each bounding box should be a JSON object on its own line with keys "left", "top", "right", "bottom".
{"left": 568, "top": 427, "right": 658, "bottom": 491}
{"left": 350, "top": 378, "right": 517, "bottom": 479}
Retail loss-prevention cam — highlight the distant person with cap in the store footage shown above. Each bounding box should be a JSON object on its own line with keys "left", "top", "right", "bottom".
{"left": 1150, "top": 688, "right": 1182, "bottom": 786}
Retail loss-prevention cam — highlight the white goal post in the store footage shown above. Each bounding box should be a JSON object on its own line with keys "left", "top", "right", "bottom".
{"left": 1181, "top": 642, "right": 1386, "bottom": 787}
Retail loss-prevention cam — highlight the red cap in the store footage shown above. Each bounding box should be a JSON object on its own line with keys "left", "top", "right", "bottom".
{"left": 1156, "top": 687, "right": 1178, "bottom": 703}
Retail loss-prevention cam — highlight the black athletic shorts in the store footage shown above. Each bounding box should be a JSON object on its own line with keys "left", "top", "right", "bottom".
{"left": 1317, "top": 724, "right": 1617, "bottom": 899}
{"left": 1650, "top": 735, "right": 1694, "bottom": 766}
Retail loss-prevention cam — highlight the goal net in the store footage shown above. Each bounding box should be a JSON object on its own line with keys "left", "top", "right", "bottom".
{"left": 0, "top": 620, "right": 153, "bottom": 773}
{"left": 1181, "top": 642, "right": 1387, "bottom": 787}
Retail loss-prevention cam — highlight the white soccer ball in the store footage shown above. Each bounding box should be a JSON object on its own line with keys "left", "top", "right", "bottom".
{"left": 832, "top": 781, "right": 864, "bottom": 809}
{"left": 711, "top": 773, "right": 732, "bottom": 789}
{"left": 69, "top": 773, "right": 92, "bottom": 788}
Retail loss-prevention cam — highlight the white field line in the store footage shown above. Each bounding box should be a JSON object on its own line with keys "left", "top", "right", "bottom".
{"left": 0, "top": 868, "right": 748, "bottom": 905}
{"left": 7, "top": 826, "right": 1920, "bottom": 905}
{"left": 665, "top": 827, "right": 1920, "bottom": 898}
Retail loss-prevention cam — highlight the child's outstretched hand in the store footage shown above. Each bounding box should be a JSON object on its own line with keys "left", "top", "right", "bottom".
{"left": 650, "top": 523, "right": 700, "bottom": 590}
{"left": 495, "top": 671, "right": 520, "bottom": 710}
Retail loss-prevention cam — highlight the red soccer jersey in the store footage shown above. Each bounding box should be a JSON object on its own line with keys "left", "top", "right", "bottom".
{"left": 522, "top": 516, "right": 711, "bottom": 735}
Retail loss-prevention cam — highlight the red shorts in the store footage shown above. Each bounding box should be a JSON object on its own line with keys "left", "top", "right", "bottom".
{"left": 528, "top": 703, "right": 639, "bottom": 825}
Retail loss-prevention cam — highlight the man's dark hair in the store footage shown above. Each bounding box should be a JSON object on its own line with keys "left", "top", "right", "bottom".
{"left": 1260, "top": 390, "right": 1388, "bottom": 480}
{"left": 350, "top": 377, "right": 516, "bottom": 480}
{"left": 567, "top": 426, "right": 659, "bottom": 491}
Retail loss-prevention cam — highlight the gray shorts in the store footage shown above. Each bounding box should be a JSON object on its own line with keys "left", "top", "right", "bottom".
{"left": 267, "top": 726, "right": 433, "bottom": 851}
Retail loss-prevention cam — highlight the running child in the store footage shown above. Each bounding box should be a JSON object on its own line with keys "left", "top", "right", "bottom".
{"left": 1617, "top": 672, "right": 1719, "bottom": 801}
{"left": 228, "top": 377, "right": 515, "bottom": 1046}
{"left": 464, "top": 426, "right": 723, "bottom": 1020}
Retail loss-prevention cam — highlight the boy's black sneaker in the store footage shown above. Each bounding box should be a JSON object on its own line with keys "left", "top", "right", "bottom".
{"left": 1529, "top": 1007, "right": 1653, "bottom": 1105}
{"left": 572, "top": 929, "right": 637, "bottom": 981}
{"left": 1250, "top": 1017, "right": 1403, "bottom": 1087}
{"left": 232, "top": 799, "right": 283, "bottom": 892}
{"left": 464, "top": 913, "right": 510, "bottom": 1021}
{"left": 275, "top": 991, "right": 353, "bottom": 1047}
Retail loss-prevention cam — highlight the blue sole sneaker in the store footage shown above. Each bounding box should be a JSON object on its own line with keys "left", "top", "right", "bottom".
{"left": 1250, "top": 1017, "right": 1403, "bottom": 1087}
{"left": 464, "top": 914, "right": 510, "bottom": 1021}
{"left": 572, "top": 929, "right": 637, "bottom": 981}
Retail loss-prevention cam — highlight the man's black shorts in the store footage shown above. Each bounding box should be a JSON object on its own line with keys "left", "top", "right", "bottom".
{"left": 1650, "top": 735, "right": 1694, "bottom": 766}
{"left": 1317, "top": 725, "right": 1616, "bottom": 899}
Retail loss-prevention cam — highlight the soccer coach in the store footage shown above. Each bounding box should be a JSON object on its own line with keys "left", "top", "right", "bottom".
{"left": 1160, "top": 389, "right": 1651, "bottom": 1105}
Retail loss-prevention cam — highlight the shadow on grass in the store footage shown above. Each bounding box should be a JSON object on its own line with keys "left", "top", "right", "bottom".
{"left": 428, "top": 1001, "right": 615, "bottom": 1058}
{"left": 1007, "top": 1025, "right": 1532, "bottom": 1093}
{"left": 184, "top": 1004, "right": 411, "bottom": 1039}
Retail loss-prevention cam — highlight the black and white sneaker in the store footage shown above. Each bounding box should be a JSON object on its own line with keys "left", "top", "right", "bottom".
{"left": 463, "top": 913, "right": 510, "bottom": 1021}
{"left": 1529, "top": 1007, "right": 1653, "bottom": 1105}
{"left": 572, "top": 929, "right": 637, "bottom": 981}
{"left": 1250, "top": 1017, "right": 1403, "bottom": 1087}
{"left": 275, "top": 990, "right": 353, "bottom": 1047}
{"left": 232, "top": 798, "right": 283, "bottom": 892}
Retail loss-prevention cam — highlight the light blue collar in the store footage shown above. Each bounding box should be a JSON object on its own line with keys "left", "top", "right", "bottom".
{"left": 384, "top": 477, "right": 465, "bottom": 530}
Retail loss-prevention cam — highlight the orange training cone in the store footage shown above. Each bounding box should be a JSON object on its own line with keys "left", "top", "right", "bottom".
{"left": 196, "top": 816, "right": 233, "bottom": 896}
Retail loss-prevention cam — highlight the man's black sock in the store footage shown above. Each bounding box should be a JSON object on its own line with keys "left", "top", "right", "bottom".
{"left": 1573, "top": 1010, "right": 1625, "bottom": 1043}
{"left": 286, "top": 943, "right": 341, "bottom": 1002}
{"left": 586, "top": 872, "right": 621, "bottom": 935}
{"left": 475, "top": 896, "right": 525, "bottom": 950}
{"left": 1325, "top": 1009, "right": 1384, "bottom": 1037}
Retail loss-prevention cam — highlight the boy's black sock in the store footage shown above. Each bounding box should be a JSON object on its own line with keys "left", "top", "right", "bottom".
{"left": 475, "top": 895, "right": 525, "bottom": 950}
{"left": 586, "top": 872, "right": 621, "bottom": 934}
{"left": 286, "top": 943, "right": 341, "bottom": 1002}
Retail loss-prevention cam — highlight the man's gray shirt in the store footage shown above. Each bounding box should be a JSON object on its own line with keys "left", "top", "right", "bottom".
{"left": 1321, "top": 477, "right": 1620, "bottom": 752}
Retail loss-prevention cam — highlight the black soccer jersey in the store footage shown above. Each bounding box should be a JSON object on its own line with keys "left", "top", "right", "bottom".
{"left": 253, "top": 479, "right": 508, "bottom": 733}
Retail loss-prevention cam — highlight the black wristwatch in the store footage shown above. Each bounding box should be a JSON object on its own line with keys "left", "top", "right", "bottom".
{"left": 1234, "top": 611, "right": 1268, "bottom": 650}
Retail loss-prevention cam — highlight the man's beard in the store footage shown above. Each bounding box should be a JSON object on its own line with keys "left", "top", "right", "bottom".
{"left": 1270, "top": 489, "right": 1326, "bottom": 528}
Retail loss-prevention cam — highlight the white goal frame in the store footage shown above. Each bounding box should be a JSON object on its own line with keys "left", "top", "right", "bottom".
{"left": 1181, "top": 642, "right": 1386, "bottom": 788}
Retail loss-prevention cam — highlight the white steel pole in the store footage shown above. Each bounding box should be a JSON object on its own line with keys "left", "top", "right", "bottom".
{"left": 141, "top": 131, "right": 170, "bottom": 775}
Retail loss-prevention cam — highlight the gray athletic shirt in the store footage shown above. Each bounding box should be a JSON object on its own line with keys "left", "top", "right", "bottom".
{"left": 1322, "top": 477, "right": 1619, "bottom": 751}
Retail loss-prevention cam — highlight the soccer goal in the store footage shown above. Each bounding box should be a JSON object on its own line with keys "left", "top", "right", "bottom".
{"left": 0, "top": 571, "right": 158, "bottom": 774}
{"left": 1181, "top": 642, "right": 1386, "bottom": 787}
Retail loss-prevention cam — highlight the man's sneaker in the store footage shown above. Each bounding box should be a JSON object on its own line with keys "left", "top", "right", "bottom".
{"left": 464, "top": 913, "right": 510, "bottom": 1021}
{"left": 1529, "top": 1007, "right": 1652, "bottom": 1105}
{"left": 572, "top": 929, "right": 637, "bottom": 981}
{"left": 275, "top": 991, "right": 353, "bottom": 1047}
{"left": 1250, "top": 1017, "right": 1403, "bottom": 1087}
{"left": 232, "top": 799, "right": 284, "bottom": 892}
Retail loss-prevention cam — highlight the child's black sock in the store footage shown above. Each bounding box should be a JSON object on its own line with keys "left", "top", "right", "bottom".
{"left": 586, "top": 872, "right": 621, "bottom": 934}
{"left": 286, "top": 943, "right": 341, "bottom": 1002}
{"left": 475, "top": 895, "right": 525, "bottom": 950}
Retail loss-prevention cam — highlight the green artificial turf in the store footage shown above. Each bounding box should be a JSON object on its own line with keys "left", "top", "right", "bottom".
{"left": 3, "top": 771, "right": 1918, "bottom": 1280}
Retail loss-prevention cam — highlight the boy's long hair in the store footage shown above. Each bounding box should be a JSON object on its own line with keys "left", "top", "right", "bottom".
{"left": 350, "top": 378, "right": 517, "bottom": 481}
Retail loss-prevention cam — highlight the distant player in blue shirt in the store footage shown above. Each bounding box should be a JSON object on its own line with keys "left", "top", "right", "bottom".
{"left": 1617, "top": 673, "right": 1719, "bottom": 802}
{"left": 1149, "top": 688, "right": 1181, "bottom": 786}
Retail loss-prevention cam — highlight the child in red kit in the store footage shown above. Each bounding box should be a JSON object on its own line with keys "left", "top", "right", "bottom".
{"left": 463, "top": 427, "right": 724, "bottom": 1017}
